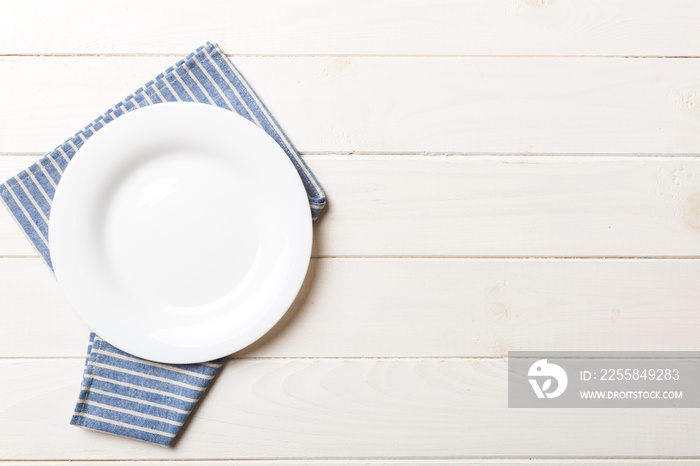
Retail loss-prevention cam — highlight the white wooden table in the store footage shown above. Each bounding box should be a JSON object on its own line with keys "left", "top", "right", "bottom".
{"left": 2, "top": 1, "right": 700, "bottom": 464}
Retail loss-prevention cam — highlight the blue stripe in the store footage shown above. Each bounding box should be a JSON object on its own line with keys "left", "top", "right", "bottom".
{"left": 70, "top": 136, "right": 85, "bottom": 151}
{"left": 175, "top": 67, "right": 212, "bottom": 104}
{"left": 22, "top": 167, "right": 56, "bottom": 201}
{"left": 70, "top": 415, "right": 173, "bottom": 446}
{"left": 82, "top": 378, "right": 197, "bottom": 413}
{"left": 88, "top": 365, "right": 205, "bottom": 400}
{"left": 122, "top": 98, "right": 138, "bottom": 113}
{"left": 79, "top": 390, "right": 185, "bottom": 423}
{"left": 79, "top": 127, "right": 94, "bottom": 139}
{"left": 60, "top": 142, "right": 77, "bottom": 160}
{"left": 75, "top": 402, "right": 180, "bottom": 435}
{"left": 38, "top": 158, "right": 62, "bottom": 184}
{"left": 194, "top": 50, "right": 253, "bottom": 121}
{"left": 112, "top": 104, "right": 126, "bottom": 118}
{"left": 93, "top": 352, "right": 214, "bottom": 388}
{"left": 186, "top": 62, "right": 232, "bottom": 111}
{"left": 92, "top": 338, "right": 224, "bottom": 377}
{"left": 204, "top": 47, "right": 262, "bottom": 124}
{"left": 5, "top": 178, "right": 48, "bottom": 240}
{"left": 84, "top": 333, "right": 96, "bottom": 366}
{"left": 154, "top": 77, "right": 178, "bottom": 102}
{"left": 0, "top": 184, "right": 52, "bottom": 265}
{"left": 143, "top": 83, "right": 165, "bottom": 104}
{"left": 133, "top": 90, "right": 150, "bottom": 107}
{"left": 163, "top": 72, "right": 194, "bottom": 102}
{"left": 53, "top": 147, "right": 71, "bottom": 167}
{"left": 17, "top": 174, "right": 51, "bottom": 218}
{"left": 111, "top": 106, "right": 125, "bottom": 118}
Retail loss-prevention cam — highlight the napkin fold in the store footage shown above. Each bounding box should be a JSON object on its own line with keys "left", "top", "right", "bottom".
{"left": 0, "top": 42, "right": 325, "bottom": 446}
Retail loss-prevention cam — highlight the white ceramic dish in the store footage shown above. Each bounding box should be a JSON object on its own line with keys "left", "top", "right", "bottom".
{"left": 49, "top": 102, "right": 312, "bottom": 364}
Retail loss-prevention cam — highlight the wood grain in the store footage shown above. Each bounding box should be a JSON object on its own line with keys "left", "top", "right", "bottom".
{"left": 3, "top": 257, "right": 699, "bottom": 358}
{"left": 1, "top": 358, "right": 699, "bottom": 459}
{"left": 4, "top": 0, "right": 700, "bottom": 57}
{"left": 5, "top": 57, "right": 700, "bottom": 155}
{"left": 3, "top": 155, "right": 700, "bottom": 258}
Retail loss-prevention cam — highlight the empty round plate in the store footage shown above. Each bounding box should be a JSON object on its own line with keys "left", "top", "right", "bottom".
{"left": 49, "top": 102, "right": 312, "bottom": 363}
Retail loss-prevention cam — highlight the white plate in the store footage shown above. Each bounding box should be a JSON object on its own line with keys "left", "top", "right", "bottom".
{"left": 49, "top": 102, "right": 312, "bottom": 363}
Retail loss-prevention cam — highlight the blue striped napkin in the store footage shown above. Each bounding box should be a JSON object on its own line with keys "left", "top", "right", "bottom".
{"left": 0, "top": 42, "right": 325, "bottom": 446}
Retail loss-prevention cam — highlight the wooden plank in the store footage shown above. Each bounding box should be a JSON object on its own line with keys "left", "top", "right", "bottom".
{"left": 3, "top": 257, "right": 700, "bottom": 358}
{"left": 0, "top": 358, "right": 698, "bottom": 459}
{"left": 3, "top": 155, "right": 700, "bottom": 258}
{"left": 5, "top": 0, "right": 700, "bottom": 57}
{"left": 5, "top": 57, "right": 700, "bottom": 155}
{"left": 310, "top": 155, "right": 700, "bottom": 258}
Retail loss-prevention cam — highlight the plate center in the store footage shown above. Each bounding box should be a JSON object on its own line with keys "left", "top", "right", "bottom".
{"left": 101, "top": 151, "right": 261, "bottom": 313}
